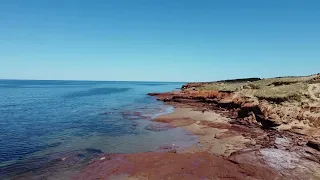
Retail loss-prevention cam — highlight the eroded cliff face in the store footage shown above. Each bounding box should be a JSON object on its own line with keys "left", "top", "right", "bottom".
{"left": 149, "top": 88, "right": 320, "bottom": 144}
{"left": 149, "top": 74, "right": 320, "bottom": 132}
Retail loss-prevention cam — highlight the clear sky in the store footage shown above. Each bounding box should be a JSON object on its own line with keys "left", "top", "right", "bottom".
{"left": 0, "top": 0, "right": 319, "bottom": 82}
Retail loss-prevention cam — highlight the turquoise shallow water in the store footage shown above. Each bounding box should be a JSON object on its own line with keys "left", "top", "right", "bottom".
{"left": 0, "top": 80, "right": 196, "bottom": 179}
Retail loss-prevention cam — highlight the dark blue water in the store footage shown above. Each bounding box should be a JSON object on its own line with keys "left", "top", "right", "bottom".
{"left": 0, "top": 80, "right": 196, "bottom": 179}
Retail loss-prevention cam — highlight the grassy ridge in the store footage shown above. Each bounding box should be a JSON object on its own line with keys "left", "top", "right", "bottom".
{"left": 197, "top": 74, "right": 320, "bottom": 103}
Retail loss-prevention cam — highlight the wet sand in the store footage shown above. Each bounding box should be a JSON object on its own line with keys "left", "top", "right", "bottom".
{"left": 153, "top": 108, "right": 250, "bottom": 156}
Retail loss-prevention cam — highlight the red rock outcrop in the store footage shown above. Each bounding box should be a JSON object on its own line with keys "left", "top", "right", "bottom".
{"left": 149, "top": 89, "right": 280, "bottom": 129}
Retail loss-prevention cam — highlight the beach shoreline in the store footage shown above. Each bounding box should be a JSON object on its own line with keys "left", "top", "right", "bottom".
{"left": 75, "top": 78, "right": 320, "bottom": 179}
{"left": 75, "top": 107, "right": 282, "bottom": 180}
{"left": 74, "top": 105, "right": 280, "bottom": 179}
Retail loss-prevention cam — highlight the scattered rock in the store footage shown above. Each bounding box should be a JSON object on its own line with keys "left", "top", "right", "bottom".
{"left": 292, "top": 125, "right": 304, "bottom": 130}
{"left": 307, "top": 140, "right": 320, "bottom": 151}
{"left": 168, "top": 149, "right": 177, "bottom": 153}
{"left": 250, "top": 139, "right": 257, "bottom": 145}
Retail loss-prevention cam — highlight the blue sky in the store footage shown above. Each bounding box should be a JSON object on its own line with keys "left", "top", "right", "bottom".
{"left": 0, "top": 0, "right": 319, "bottom": 82}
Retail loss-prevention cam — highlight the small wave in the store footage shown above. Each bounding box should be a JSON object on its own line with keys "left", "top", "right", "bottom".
{"left": 64, "top": 87, "right": 131, "bottom": 98}
{"left": 0, "top": 104, "right": 18, "bottom": 108}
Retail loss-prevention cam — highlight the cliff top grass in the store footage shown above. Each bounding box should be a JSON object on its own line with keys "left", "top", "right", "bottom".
{"left": 196, "top": 74, "right": 320, "bottom": 103}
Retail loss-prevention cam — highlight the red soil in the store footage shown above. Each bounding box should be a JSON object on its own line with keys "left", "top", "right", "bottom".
{"left": 75, "top": 152, "right": 280, "bottom": 180}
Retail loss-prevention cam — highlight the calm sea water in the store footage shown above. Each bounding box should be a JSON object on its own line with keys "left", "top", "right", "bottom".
{"left": 0, "top": 80, "right": 196, "bottom": 179}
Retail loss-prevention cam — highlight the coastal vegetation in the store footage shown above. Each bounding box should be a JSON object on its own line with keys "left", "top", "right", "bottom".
{"left": 198, "top": 73, "right": 320, "bottom": 103}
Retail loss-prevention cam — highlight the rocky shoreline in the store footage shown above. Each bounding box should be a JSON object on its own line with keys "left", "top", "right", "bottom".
{"left": 147, "top": 90, "right": 320, "bottom": 179}
{"left": 76, "top": 76, "right": 320, "bottom": 180}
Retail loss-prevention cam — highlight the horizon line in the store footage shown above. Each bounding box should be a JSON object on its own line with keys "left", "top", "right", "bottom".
{"left": 0, "top": 78, "right": 187, "bottom": 83}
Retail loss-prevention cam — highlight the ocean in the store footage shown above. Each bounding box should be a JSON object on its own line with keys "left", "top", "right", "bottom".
{"left": 0, "top": 80, "right": 196, "bottom": 179}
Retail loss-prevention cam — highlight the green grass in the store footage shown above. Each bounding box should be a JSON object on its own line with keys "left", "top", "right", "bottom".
{"left": 195, "top": 74, "right": 317, "bottom": 103}
{"left": 254, "top": 83, "right": 307, "bottom": 102}
{"left": 198, "top": 82, "right": 247, "bottom": 92}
